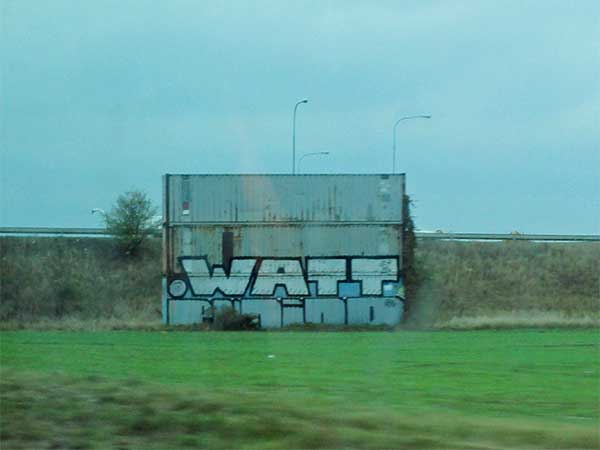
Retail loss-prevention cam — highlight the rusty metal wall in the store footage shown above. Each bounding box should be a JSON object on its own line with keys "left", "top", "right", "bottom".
{"left": 166, "top": 174, "right": 404, "bottom": 224}
{"left": 170, "top": 224, "right": 402, "bottom": 270}
{"left": 162, "top": 174, "right": 405, "bottom": 327}
{"left": 164, "top": 174, "right": 404, "bottom": 266}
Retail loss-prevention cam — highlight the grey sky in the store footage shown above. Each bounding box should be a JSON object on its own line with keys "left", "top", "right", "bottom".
{"left": 1, "top": 0, "right": 598, "bottom": 233}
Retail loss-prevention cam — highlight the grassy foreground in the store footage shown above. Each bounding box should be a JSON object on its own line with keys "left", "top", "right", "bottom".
{"left": 1, "top": 330, "right": 598, "bottom": 449}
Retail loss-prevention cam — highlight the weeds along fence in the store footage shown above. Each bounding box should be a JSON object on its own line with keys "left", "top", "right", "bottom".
{"left": 0, "top": 237, "right": 162, "bottom": 322}
{"left": 0, "top": 235, "right": 598, "bottom": 324}
{"left": 406, "top": 239, "right": 600, "bottom": 327}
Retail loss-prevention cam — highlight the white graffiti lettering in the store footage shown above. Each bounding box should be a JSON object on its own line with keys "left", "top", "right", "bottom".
{"left": 251, "top": 259, "right": 309, "bottom": 296}
{"left": 307, "top": 258, "right": 346, "bottom": 295}
{"left": 351, "top": 258, "right": 398, "bottom": 295}
{"left": 181, "top": 259, "right": 256, "bottom": 296}
{"left": 177, "top": 256, "right": 399, "bottom": 298}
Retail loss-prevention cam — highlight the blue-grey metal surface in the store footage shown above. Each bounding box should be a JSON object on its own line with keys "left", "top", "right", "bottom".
{"left": 168, "top": 300, "right": 208, "bottom": 325}
{"left": 346, "top": 298, "right": 402, "bottom": 325}
{"left": 165, "top": 174, "right": 404, "bottom": 223}
{"left": 240, "top": 300, "right": 282, "bottom": 328}
{"left": 163, "top": 174, "right": 406, "bottom": 327}
{"left": 305, "top": 299, "right": 346, "bottom": 324}
{"left": 169, "top": 224, "right": 403, "bottom": 265}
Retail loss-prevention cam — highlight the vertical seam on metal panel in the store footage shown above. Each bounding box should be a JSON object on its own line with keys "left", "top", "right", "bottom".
{"left": 302, "top": 298, "right": 306, "bottom": 323}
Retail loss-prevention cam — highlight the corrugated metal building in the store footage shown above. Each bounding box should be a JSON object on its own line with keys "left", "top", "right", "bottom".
{"left": 162, "top": 174, "right": 406, "bottom": 327}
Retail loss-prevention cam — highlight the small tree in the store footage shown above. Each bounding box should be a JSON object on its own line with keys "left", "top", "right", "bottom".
{"left": 105, "top": 190, "right": 158, "bottom": 256}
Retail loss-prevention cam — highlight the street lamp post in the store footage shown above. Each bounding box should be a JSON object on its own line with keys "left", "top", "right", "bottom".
{"left": 91, "top": 208, "right": 106, "bottom": 218}
{"left": 298, "top": 151, "right": 330, "bottom": 172}
{"left": 392, "top": 115, "right": 431, "bottom": 173}
{"left": 292, "top": 99, "right": 308, "bottom": 174}
{"left": 91, "top": 208, "right": 107, "bottom": 226}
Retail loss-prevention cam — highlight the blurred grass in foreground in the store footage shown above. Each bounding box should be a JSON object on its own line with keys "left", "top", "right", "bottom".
{"left": 1, "top": 330, "right": 598, "bottom": 448}
{"left": 1, "top": 369, "right": 596, "bottom": 450}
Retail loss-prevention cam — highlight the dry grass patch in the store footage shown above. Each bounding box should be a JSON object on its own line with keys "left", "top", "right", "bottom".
{"left": 433, "top": 311, "right": 600, "bottom": 330}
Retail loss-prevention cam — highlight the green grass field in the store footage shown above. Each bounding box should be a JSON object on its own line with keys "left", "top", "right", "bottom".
{"left": 1, "top": 329, "right": 598, "bottom": 449}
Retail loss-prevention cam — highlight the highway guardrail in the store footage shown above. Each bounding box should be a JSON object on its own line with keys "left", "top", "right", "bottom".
{"left": 1, "top": 227, "right": 598, "bottom": 242}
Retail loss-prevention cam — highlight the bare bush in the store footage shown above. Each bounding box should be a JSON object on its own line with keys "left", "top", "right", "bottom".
{"left": 211, "top": 306, "right": 260, "bottom": 331}
{"left": 104, "top": 190, "right": 158, "bottom": 256}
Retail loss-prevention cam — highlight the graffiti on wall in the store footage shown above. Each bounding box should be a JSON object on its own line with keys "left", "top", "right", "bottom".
{"left": 167, "top": 256, "right": 402, "bottom": 300}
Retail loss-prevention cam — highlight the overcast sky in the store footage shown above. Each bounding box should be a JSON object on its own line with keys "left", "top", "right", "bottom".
{"left": 1, "top": 0, "right": 598, "bottom": 233}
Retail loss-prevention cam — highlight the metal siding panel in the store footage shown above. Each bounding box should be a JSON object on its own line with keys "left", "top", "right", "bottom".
{"left": 169, "top": 300, "right": 210, "bottom": 324}
{"left": 167, "top": 298, "right": 402, "bottom": 326}
{"left": 242, "top": 300, "right": 281, "bottom": 328}
{"left": 165, "top": 174, "right": 405, "bottom": 327}
{"left": 305, "top": 299, "right": 346, "bottom": 324}
{"left": 168, "top": 175, "right": 181, "bottom": 222}
{"left": 166, "top": 175, "right": 404, "bottom": 275}
{"left": 162, "top": 175, "right": 169, "bottom": 275}
{"left": 374, "top": 299, "right": 403, "bottom": 325}
{"left": 168, "top": 174, "right": 404, "bottom": 223}
{"left": 169, "top": 224, "right": 401, "bottom": 267}
{"left": 233, "top": 225, "right": 400, "bottom": 259}
{"left": 346, "top": 298, "right": 403, "bottom": 325}
{"left": 282, "top": 307, "right": 304, "bottom": 326}
{"left": 347, "top": 298, "right": 371, "bottom": 324}
{"left": 161, "top": 278, "right": 168, "bottom": 324}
